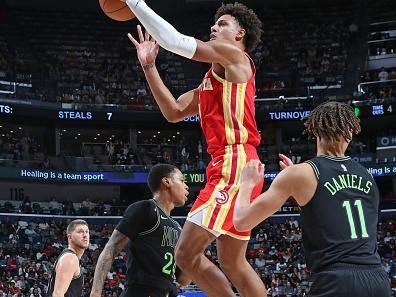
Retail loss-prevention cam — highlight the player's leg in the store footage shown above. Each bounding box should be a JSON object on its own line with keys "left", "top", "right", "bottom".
{"left": 175, "top": 221, "right": 236, "bottom": 297}
{"left": 216, "top": 234, "right": 267, "bottom": 297}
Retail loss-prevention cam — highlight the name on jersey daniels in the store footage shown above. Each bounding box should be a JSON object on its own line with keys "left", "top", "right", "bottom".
{"left": 324, "top": 174, "right": 372, "bottom": 196}
{"left": 58, "top": 111, "right": 93, "bottom": 120}
{"left": 161, "top": 226, "right": 179, "bottom": 248}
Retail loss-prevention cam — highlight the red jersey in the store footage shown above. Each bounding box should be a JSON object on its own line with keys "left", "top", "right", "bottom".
{"left": 198, "top": 57, "right": 261, "bottom": 156}
{"left": 188, "top": 57, "right": 263, "bottom": 240}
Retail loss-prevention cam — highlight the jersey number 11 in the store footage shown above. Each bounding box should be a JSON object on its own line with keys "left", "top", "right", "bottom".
{"left": 342, "top": 199, "right": 369, "bottom": 239}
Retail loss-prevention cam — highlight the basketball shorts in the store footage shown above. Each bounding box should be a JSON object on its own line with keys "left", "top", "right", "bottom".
{"left": 308, "top": 264, "right": 391, "bottom": 297}
{"left": 187, "top": 144, "right": 264, "bottom": 240}
{"left": 123, "top": 284, "right": 178, "bottom": 297}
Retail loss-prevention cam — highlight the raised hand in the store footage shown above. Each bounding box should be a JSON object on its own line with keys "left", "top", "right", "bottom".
{"left": 240, "top": 160, "right": 264, "bottom": 187}
{"left": 279, "top": 153, "right": 294, "bottom": 170}
{"left": 127, "top": 25, "right": 159, "bottom": 67}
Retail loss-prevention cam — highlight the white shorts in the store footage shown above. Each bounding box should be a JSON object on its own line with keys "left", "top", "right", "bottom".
{"left": 186, "top": 207, "right": 221, "bottom": 238}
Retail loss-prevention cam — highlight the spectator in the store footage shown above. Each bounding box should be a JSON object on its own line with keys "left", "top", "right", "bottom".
{"left": 48, "top": 198, "right": 61, "bottom": 215}
{"left": 197, "top": 140, "right": 203, "bottom": 158}
{"left": 389, "top": 70, "right": 396, "bottom": 80}
{"left": 256, "top": 229, "right": 267, "bottom": 243}
{"left": 80, "top": 198, "right": 92, "bottom": 215}
{"left": 378, "top": 67, "right": 389, "bottom": 81}
{"left": 62, "top": 199, "right": 75, "bottom": 215}
{"left": 20, "top": 197, "right": 33, "bottom": 214}
{"left": 255, "top": 253, "right": 266, "bottom": 269}
{"left": 361, "top": 71, "right": 373, "bottom": 82}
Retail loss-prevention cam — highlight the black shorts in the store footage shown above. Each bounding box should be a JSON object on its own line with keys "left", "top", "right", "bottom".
{"left": 309, "top": 264, "right": 391, "bottom": 297}
{"left": 123, "top": 284, "right": 178, "bottom": 297}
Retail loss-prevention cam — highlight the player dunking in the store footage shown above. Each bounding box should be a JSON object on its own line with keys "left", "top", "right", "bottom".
{"left": 47, "top": 220, "right": 89, "bottom": 297}
{"left": 234, "top": 102, "right": 391, "bottom": 297}
{"left": 125, "top": 1, "right": 266, "bottom": 296}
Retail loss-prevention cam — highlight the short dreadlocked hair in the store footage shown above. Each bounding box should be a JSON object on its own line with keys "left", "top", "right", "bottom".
{"left": 214, "top": 2, "right": 262, "bottom": 52}
{"left": 303, "top": 101, "right": 361, "bottom": 143}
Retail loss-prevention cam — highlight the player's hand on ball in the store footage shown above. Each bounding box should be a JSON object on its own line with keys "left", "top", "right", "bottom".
{"left": 279, "top": 153, "right": 293, "bottom": 170}
{"left": 128, "top": 25, "right": 159, "bottom": 67}
{"left": 240, "top": 160, "right": 264, "bottom": 186}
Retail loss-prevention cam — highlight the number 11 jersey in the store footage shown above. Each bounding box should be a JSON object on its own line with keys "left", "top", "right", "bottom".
{"left": 302, "top": 155, "right": 381, "bottom": 273}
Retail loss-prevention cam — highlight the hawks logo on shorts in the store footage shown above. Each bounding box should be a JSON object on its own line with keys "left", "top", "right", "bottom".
{"left": 214, "top": 190, "right": 230, "bottom": 205}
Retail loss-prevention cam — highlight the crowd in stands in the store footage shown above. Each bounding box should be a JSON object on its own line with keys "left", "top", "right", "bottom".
{"left": 1, "top": 2, "right": 395, "bottom": 122}
{"left": 0, "top": 214, "right": 394, "bottom": 297}
{"left": 1, "top": 196, "right": 127, "bottom": 217}
{"left": 368, "top": 40, "right": 396, "bottom": 57}
{"left": 0, "top": 121, "right": 383, "bottom": 176}
{"left": 358, "top": 67, "right": 396, "bottom": 102}
{"left": 361, "top": 67, "right": 396, "bottom": 83}
{"left": 0, "top": 9, "right": 187, "bottom": 110}
{"left": 0, "top": 129, "right": 212, "bottom": 172}
{"left": 0, "top": 0, "right": 357, "bottom": 105}
{"left": 1, "top": 1, "right": 396, "bottom": 114}
{"left": 254, "top": 16, "right": 351, "bottom": 98}
{"left": 0, "top": 134, "right": 40, "bottom": 161}
{"left": 0, "top": 133, "right": 44, "bottom": 165}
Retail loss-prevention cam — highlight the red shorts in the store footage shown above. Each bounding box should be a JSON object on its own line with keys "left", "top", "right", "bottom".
{"left": 188, "top": 144, "right": 264, "bottom": 240}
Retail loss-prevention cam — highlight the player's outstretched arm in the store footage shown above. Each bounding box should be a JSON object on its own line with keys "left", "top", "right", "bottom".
{"left": 128, "top": 25, "right": 199, "bottom": 123}
{"left": 234, "top": 160, "right": 312, "bottom": 232}
{"left": 52, "top": 253, "right": 79, "bottom": 297}
{"left": 125, "top": 0, "right": 242, "bottom": 65}
{"left": 90, "top": 230, "right": 129, "bottom": 297}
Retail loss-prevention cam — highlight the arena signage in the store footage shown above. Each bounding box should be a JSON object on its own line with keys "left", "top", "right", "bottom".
{"left": 268, "top": 110, "right": 311, "bottom": 120}
{"left": 58, "top": 111, "right": 94, "bottom": 120}
{"left": 183, "top": 115, "right": 200, "bottom": 122}
{"left": 366, "top": 164, "right": 396, "bottom": 177}
{"left": 0, "top": 168, "right": 208, "bottom": 184}
{"left": 278, "top": 206, "right": 301, "bottom": 214}
{"left": 0, "top": 168, "right": 141, "bottom": 184}
{"left": 182, "top": 172, "right": 205, "bottom": 183}
{"left": 0, "top": 163, "right": 394, "bottom": 184}
{"left": 0, "top": 104, "right": 13, "bottom": 114}
{"left": 177, "top": 292, "right": 206, "bottom": 297}
{"left": 351, "top": 153, "right": 375, "bottom": 164}
{"left": 1, "top": 99, "right": 395, "bottom": 123}
{"left": 377, "top": 136, "right": 396, "bottom": 147}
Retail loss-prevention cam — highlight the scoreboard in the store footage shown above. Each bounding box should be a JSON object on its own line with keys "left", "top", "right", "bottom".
{"left": 0, "top": 101, "right": 395, "bottom": 124}
{"left": 368, "top": 103, "right": 393, "bottom": 116}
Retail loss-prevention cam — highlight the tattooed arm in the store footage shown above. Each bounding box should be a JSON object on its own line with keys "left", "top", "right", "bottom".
{"left": 90, "top": 201, "right": 157, "bottom": 297}
{"left": 90, "top": 230, "right": 129, "bottom": 297}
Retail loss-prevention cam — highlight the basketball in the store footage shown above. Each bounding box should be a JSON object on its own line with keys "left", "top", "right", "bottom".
{"left": 99, "top": 0, "right": 135, "bottom": 21}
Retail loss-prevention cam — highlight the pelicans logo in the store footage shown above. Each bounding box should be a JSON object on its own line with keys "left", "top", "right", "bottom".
{"left": 215, "top": 190, "right": 230, "bottom": 205}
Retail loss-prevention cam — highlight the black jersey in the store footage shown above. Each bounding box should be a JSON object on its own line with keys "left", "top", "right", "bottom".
{"left": 47, "top": 249, "right": 84, "bottom": 297}
{"left": 115, "top": 199, "right": 182, "bottom": 296}
{"left": 301, "top": 155, "right": 381, "bottom": 272}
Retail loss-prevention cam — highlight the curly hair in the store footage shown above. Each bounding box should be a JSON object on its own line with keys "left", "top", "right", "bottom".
{"left": 214, "top": 2, "right": 262, "bottom": 52}
{"left": 303, "top": 101, "right": 361, "bottom": 143}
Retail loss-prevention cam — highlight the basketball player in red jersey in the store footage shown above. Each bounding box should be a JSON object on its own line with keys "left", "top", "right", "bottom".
{"left": 126, "top": 2, "right": 265, "bottom": 296}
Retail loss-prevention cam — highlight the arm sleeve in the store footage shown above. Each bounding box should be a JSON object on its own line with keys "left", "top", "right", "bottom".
{"left": 126, "top": 0, "right": 197, "bottom": 59}
{"left": 115, "top": 200, "right": 157, "bottom": 240}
